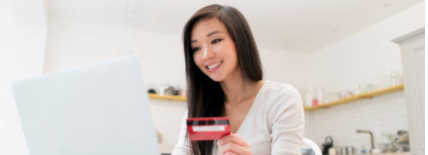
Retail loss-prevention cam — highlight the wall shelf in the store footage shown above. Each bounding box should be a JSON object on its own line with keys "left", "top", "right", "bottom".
{"left": 148, "top": 84, "right": 404, "bottom": 107}
{"left": 304, "top": 84, "right": 404, "bottom": 111}
{"left": 148, "top": 94, "right": 187, "bottom": 101}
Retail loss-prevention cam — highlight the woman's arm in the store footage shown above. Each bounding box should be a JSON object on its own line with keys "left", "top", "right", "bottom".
{"left": 171, "top": 111, "right": 192, "bottom": 155}
{"left": 270, "top": 86, "right": 305, "bottom": 155}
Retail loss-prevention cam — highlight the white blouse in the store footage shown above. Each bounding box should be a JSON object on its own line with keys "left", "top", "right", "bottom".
{"left": 172, "top": 80, "right": 305, "bottom": 155}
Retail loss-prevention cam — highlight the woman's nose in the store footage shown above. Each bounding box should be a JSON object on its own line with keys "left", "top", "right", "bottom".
{"left": 202, "top": 47, "right": 215, "bottom": 60}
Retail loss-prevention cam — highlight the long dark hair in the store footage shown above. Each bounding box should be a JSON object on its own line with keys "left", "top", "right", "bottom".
{"left": 183, "top": 4, "right": 263, "bottom": 155}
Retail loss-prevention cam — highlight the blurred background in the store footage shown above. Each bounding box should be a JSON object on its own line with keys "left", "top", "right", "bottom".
{"left": 0, "top": 0, "right": 425, "bottom": 155}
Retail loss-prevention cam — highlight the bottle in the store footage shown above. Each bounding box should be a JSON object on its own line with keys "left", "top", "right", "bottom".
{"left": 312, "top": 98, "right": 318, "bottom": 107}
{"left": 317, "top": 88, "right": 324, "bottom": 104}
{"left": 329, "top": 148, "right": 336, "bottom": 155}
{"left": 361, "top": 145, "right": 366, "bottom": 154}
{"left": 159, "top": 86, "right": 165, "bottom": 96}
{"left": 304, "top": 85, "right": 313, "bottom": 107}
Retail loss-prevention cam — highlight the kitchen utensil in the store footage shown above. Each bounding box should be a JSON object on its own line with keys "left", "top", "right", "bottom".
{"left": 322, "top": 136, "right": 333, "bottom": 155}
{"left": 346, "top": 146, "right": 354, "bottom": 155}
{"left": 329, "top": 148, "right": 336, "bottom": 155}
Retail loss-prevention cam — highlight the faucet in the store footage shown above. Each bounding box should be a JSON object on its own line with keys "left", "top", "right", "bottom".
{"left": 356, "top": 130, "right": 375, "bottom": 152}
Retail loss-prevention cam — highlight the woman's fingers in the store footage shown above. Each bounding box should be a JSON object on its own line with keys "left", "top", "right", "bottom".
{"left": 224, "top": 152, "right": 238, "bottom": 155}
{"left": 218, "top": 133, "right": 249, "bottom": 147}
{"left": 218, "top": 142, "right": 251, "bottom": 155}
{"left": 217, "top": 133, "right": 251, "bottom": 155}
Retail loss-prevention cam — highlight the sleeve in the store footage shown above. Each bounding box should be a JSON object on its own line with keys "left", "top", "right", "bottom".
{"left": 171, "top": 111, "right": 193, "bottom": 155}
{"left": 270, "top": 85, "right": 305, "bottom": 155}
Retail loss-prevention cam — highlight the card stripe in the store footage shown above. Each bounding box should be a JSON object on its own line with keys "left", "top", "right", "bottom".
{"left": 192, "top": 125, "right": 226, "bottom": 132}
{"left": 187, "top": 120, "right": 229, "bottom": 126}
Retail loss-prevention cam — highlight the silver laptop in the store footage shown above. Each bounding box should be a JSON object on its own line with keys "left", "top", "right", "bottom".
{"left": 12, "top": 56, "right": 160, "bottom": 155}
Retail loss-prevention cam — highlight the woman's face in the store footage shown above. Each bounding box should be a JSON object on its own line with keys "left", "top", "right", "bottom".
{"left": 191, "top": 18, "right": 239, "bottom": 82}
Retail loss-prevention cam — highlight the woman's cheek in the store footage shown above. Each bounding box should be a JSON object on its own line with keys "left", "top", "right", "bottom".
{"left": 212, "top": 43, "right": 223, "bottom": 52}
{"left": 194, "top": 53, "right": 204, "bottom": 70}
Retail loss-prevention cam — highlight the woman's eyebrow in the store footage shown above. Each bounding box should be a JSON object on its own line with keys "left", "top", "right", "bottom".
{"left": 191, "top": 31, "right": 222, "bottom": 43}
{"left": 207, "top": 31, "right": 221, "bottom": 37}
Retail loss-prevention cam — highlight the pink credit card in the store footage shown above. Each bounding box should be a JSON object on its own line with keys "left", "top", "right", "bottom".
{"left": 187, "top": 117, "right": 230, "bottom": 141}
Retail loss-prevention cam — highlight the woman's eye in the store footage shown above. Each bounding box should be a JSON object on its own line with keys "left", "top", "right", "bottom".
{"left": 211, "top": 39, "right": 222, "bottom": 44}
{"left": 192, "top": 47, "right": 201, "bottom": 52}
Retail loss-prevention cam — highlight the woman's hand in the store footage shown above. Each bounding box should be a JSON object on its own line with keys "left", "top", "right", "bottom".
{"left": 217, "top": 133, "right": 251, "bottom": 155}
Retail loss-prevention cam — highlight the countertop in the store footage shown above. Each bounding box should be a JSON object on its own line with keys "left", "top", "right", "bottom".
{"left": 159, "top": 143, "right": 410, "bottom": 155}
{"left": 355, "top": 152, "right": 410, "bottom": 155}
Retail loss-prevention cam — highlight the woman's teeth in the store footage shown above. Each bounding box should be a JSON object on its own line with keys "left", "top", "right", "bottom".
{"left": 207, "top": 61, "right": 222, "bottom": 69}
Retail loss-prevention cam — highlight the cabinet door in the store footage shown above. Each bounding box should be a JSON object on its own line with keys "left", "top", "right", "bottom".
{"left": 394, "top": 28, "right": 424, "bottom": 155}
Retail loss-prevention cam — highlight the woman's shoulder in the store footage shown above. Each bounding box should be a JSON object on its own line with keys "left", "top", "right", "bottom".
{"left": 259, "top": 80, "right": 302, "bottom": 109}
{"left": 262, "top": 80, "right": 300, "bottom": 97}
{"left": 259, "top": 80, "right": 304, "bottom": 124}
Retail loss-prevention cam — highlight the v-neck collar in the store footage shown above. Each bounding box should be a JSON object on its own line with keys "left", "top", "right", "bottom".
{"left": 234, "top": 80, "right": 268, "bottom": 134}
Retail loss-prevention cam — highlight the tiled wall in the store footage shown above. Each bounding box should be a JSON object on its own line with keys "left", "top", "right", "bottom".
{"left": 148, "top": 99, "right": 187, "bottom": 145}
{"left": 304, "top": 91, "right": 408, "bottom": 153}
{"left": 149, "top": 91, "right": 409, "bottom": 153}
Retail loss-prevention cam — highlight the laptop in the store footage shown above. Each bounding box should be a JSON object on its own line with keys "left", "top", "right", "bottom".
{"left": 12, "top": 56, "right": 160, "bottom": 155}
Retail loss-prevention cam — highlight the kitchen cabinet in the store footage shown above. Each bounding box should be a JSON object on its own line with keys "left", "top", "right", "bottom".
{"left": 393, "top": 28, "right": 425, "bottom": 155}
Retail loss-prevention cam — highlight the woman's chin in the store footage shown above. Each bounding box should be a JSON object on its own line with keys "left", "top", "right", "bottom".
{"left": 209, "top": 75, "right": 224, "bottom": 82}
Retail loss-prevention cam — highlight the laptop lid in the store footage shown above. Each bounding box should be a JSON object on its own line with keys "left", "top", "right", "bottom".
{"left": 12, "top": 56, "right": 159, "bottom": 155}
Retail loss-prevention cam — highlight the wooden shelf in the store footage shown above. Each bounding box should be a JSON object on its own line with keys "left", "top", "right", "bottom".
{"left": 148, "top": 84, "right": 404, "bottom": 107}
{"left": 148, "top": 94, "right": 187, "bottom": 101}
{"left": 304, "top": 84, "right": 404, "bottom": 111}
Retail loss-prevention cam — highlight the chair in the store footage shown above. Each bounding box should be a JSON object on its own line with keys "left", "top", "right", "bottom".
{"left": 302, "top": 138, "right": 322, "bottom": 155}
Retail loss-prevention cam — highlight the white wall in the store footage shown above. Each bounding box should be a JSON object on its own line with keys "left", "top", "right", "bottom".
{"left": 44, "top": 19, "right": 187, "bottom": 87}
{"left": 309, "top": 1, "right": 424, "bottom": 90}
{"left": 0, "top": 0, "right": 47, "bottom": 155}
{"left": 304, "top": 1, "right": 424, "bottom": 151}
{"left": 260, "top": 47, "right": 312, "bottom": 88}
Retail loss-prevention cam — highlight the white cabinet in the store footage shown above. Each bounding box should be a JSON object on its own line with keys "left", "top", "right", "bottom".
{"left": 393, "top": 28, "right": 425, "bottom": 155}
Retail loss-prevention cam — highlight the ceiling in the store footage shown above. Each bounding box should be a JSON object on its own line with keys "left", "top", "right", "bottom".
{"left": 45, "top": 0, "right": 424, "bottom": 53}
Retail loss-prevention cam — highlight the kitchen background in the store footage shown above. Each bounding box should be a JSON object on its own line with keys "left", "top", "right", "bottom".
{"left": 0, "top": 0, "right": 424, "bottom": 155}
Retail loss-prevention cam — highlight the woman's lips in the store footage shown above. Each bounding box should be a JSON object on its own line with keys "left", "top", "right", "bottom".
{"left": 206, "top": 61, "right": 223, "bottom": 72}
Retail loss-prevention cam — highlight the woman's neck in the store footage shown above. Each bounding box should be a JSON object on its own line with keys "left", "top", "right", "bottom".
{"left": 220, "top": 68, "right": 261, "bottom": 105}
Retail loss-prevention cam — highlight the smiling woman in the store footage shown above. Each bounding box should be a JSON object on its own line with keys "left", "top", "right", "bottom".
{"left": 191, "top": 18, "right": 239, "bottom": 82}
{"left": 172, "top": 4, "right": 305, "bottom": 155}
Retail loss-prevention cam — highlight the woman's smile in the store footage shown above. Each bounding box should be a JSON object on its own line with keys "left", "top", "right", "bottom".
{"left": 206, "top": 60, "right": 223, "bottom": 72}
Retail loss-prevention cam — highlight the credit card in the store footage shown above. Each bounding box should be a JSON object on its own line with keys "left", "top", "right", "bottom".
{"left": 187, "top": 117, "right": 230, "bottom": 141}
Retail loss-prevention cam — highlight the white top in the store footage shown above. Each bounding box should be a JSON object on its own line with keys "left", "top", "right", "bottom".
{"left": 172, "top": 80, "right": 305, "bottom": 155}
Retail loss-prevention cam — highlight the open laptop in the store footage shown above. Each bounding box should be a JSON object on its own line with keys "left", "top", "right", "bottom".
{"left": 12, "top": 56, "right": 160, "bottom": 155}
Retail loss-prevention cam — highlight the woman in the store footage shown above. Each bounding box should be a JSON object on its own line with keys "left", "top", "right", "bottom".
{"left": 172, "top": 4, "right": 305, "bottom": 155}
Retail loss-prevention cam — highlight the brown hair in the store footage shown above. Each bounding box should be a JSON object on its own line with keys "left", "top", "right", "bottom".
{"left": 183, "top": 4, "right": 263, "bottom": 155}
